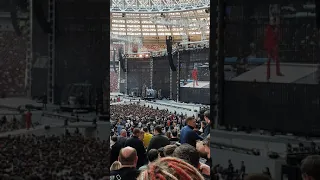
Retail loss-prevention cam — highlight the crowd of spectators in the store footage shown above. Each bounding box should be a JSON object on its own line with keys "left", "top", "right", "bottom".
{"left": 0, "top": 31, "right": 27, "bottom": 97}
{"left": 110, "top": 70, "right": 118, "bottom": 92}
{"left": 110, "top": 103, "right": 211, "bottom": 180}
{"left": 212, "top": 160, "right": 272, "bottom": 180}
{"left": 0, "top": 115, "right": 22, "bottom": 133}
{"left": 0, "top": 133, "right": 109, "bottom": 180}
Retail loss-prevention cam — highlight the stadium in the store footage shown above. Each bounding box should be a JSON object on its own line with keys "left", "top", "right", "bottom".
{"left": 0, "top": 0, "right": 319, "bottom": 180}
{"left": 110, "top": 0, "right": 210, "bottom": 104}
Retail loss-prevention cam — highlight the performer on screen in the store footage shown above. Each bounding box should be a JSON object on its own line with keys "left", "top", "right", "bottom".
{"left": 264, "top": 11, "right": 283, "bottom": 81}
{"left": 192, "top": 67, "right": 199, "bottom": 87}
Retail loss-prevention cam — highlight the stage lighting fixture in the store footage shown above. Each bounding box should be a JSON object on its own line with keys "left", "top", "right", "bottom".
{"left": 145, "top": 54, "right": 149, "bottom": 58}
{"left": 139, "top": 54, "right": 143, "bottom": 58}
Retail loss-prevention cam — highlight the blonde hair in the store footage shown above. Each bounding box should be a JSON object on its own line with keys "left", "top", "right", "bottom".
{"left": 110, "top": 161, "right": 122, "bottom": 171}
{"left": 137, "top": 157, "right": 205, "bottom": 180}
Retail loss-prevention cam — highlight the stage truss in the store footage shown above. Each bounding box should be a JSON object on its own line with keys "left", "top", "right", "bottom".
{"left": 111, "top": 0, "right": 210, "bottom": 13}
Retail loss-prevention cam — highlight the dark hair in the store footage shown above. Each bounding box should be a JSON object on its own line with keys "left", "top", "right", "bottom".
{"left": 173, "top": 144, "right": 199, "bottom": 168}
{"left": 164, "top": 145, "right": 177, "bottom": 157}
{"left": 111, "top": 136, "right": 118, "bottom": 142}
{"left": 171, "top": 130, "right": 178, "bottom": 137}
{"left": 154, "top": 125, "right": 162, "bottom": 133}
{"left": 204, "top": 110, "right": 210, "bottom": 119}
{"left": 158, "top": 147, "right": 165, "bottom": 157}
{"left": 147, "top": 149, "right": 159, "bottom": 162}
{"left": 143, "top": 127, "right": 148, "bottom": 132}
{"left": 133, "top": 128, "right": 141, "bottom": 135}
{"left": 301, "top": 155, "right": 320, "bottom": 180}
{"left": 245, "top": 174, "right": 271, "bottom": 180}
{"left": 119, "top": 148, "right": 137, "bottom": 165}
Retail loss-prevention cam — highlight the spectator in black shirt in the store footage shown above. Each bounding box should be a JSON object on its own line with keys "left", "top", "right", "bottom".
{"left": 111, "top": 129, "right": 127, "bottom": 164}
{"left": 124, "top": 128, "right": 146, "bottom": 168}
{"left": 203, "top": 110, "right": 211, "bottom": 137}
{"left": 110, "top": 147, "right": 140, "bottom": 180}
{"left": 170, "top": 130, "right": 179, "bottom": 144}
{"left": 147, "top": 125, "right": 170, "bottom": 152}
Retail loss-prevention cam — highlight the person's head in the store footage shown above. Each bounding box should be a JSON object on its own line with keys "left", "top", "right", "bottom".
{"left": 186, "top": 117, "right": 196, "bottom": 128}
{"left": 204, "top": 110, "right": 210, "bottom": 124}
{"left": 139, "top": 130, "right": 145, "bottom": 141}
{"left": 143, "top": 127, "right": 149, "bottom": 133}
{"left": 158, "top": 147, "right": 165, "bottom": 157}
{"left": 173, "top": 144, "right": 200, "bottom": 168}
{"left": 164, "top": 145, "right": 178, "bottom": 157}
{"left": 202, "top": 135, "right": 210, "bottom": 159}
{"left": 154, "top": 125, "right": 162, "bottom": 135}
{"left": 165, "top": 131, "right": 172, "bottom": 139}
{"left": 118, "top": 147, "right": 138, "bottom": 167}
{"left": 120, "top": 129, "right": 127, "bottom": 137}
{"left": 147, "top": 149, "right": 159, "bottom": 163}
{"left": 110, "top": 161, "right": 122, "bottom": 171}
{"left": 133, "top": 128, "right": 141, "bottom": 137}
{"left": 111, "top": 136, "right": 118, "bottom": 143}
{"left": 171, "top": 130, "right": 178, "bottom": 137}
{"left": 245, "top": 174, "right": 271, "bottom": 180}
{"left": 137, "top": 157, "right": 205, "bottom": 180}
{"left": 301, "top": 155, "right": 320, "bottom": 180}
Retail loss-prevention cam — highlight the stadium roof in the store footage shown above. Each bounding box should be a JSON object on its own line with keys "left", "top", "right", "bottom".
{"left": 111, "top": 10, "right": 210, "bottom": 37}
{"left": 111, "top": 0, "right": 210, "bottom": 13}
{"left": 111, "top": 0, "right": 210, "bottom": 38}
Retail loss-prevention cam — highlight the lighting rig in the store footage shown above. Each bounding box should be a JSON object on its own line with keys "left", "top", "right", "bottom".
{"left": 125, "top": 52, "right": 151, "bottom": 59}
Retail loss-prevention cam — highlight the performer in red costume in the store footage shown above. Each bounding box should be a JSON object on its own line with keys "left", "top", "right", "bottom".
{"left": 264, "top": 17, "right": 283, "bottom": 81}
{"left": 192, "top": 67, "right": 198, "bottom": 87}
{"left": 25, "top": 109, "right": 32, "bottom": 130}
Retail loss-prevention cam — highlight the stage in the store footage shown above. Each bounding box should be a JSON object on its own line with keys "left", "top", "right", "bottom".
{"left": 181, "top": 81, "right": 210, "bottom": 88}
{"left": 231, "top": 63, "right": 318, "bottom": 83}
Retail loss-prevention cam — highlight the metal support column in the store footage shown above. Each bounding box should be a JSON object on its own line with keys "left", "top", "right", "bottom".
{"left": 48, "top": 0, "right": 56, "bottom": 104}
{"left": 125, "top": 57, "right": 128, "bottom": 95}
{"left": 118, "top": 58, "right": 121, "bottom": 92}
{"left": 150, "top": 57, "right": 153, "bottom": 89}
{"left": 169, "top": 68, "right": 173, "bottom": 99}
{"left": 25, "top": 0, "right": 33, "bottom": 97}
{"left": 176, "top": 51, "right": 180, "bottom": 102}
{"left": 211, "top": 0, "right": 225, "bottom": 129}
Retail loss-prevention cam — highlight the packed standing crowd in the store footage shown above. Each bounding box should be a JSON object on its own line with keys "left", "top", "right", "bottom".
{"left": 0, "top": 132, "right": 110, "bottom": 180}
{"left": 110, "top": 103, "right": 212, "bottom": 180}
{"left": 0, "top": 31, "right": 26, "bottom": 97}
